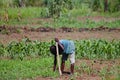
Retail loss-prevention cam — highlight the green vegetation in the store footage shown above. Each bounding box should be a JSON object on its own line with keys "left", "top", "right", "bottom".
{"left": 0, "top": 0, "right": 120, "bottom": 29}
{"left": 0, "top": 38, "right": 120, "bottom": 60}
{"left": 0, "top": 57, "right": 58, "bottom": 80}
{"left": 76, "top": 61, "right": 120, "bottom": 80}
{"left": 0, "top": 7, "right": 42, "bottom": 20}
{"left": 0, "top": 38, "right": 53, "bottom": 60}
{"left": 0, "top": 0, "right": 120, "bottom": 12}
{"left": 0, "top": 0, "right": 120, "bottom": 28}
{"left": 75, "top": 39, "right": 120, "bottom": 59}
{"left": 0, "top": 59, "right": 120, "bottom": 80}
{"left": 0, "top": 0, "right": 120, "bottom": 80}
{"left": 0, "top": 15, "right": 120, "bottom": 28}
{"left": 52, "top": 17, "right": 120, "bottom": 28}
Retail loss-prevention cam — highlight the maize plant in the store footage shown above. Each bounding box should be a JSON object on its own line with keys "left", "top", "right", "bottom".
{"left": 75, "top": 39, "right": 120, "bottom": 59}
{"left": 0, "top": 38, "right": 120, "bottom": 60}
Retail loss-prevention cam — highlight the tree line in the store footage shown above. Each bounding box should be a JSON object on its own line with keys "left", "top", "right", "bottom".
{"left": 0, "top": 0, "right": 120, "bottom": 18}
{"left": 1, "top": 0, "right": 120, "bottom": 12}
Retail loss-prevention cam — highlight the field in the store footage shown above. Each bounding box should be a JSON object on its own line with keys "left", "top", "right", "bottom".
{"left": 0, "top": 6, "right": 120, "bottom": 80}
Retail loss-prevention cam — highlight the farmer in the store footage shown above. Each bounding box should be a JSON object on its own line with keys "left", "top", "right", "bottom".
{"left": 50, "top": 38, "right": 75, "bottom": 74}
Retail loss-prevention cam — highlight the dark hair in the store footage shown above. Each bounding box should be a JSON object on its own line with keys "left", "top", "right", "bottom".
{"left": 50, "top": 45, "right": 63, "bottom": 55}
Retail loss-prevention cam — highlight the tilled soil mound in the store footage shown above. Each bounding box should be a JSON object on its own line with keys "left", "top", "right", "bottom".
{"left": 0, "top": 25, "right": 120, "bottom": 34}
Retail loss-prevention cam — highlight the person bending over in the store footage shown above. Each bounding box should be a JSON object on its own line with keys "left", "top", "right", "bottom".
{"left": 50, "top": 38, "right": 75, "bottom": 74}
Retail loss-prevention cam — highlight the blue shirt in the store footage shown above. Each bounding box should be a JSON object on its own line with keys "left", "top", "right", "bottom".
{"left": 60, "top": 40, "right": 75, "bottom": 54}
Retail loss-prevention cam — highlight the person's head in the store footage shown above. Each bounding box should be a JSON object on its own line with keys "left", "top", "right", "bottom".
{"left": 50, "top": 45, "right": 63, "bottom": 55}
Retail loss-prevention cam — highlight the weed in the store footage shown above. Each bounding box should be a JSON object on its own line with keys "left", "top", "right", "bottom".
{"left": 0, "top": 57, "right": 59, "bottom": 80}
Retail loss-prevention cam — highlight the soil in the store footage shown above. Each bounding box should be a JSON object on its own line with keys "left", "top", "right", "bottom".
{"left": 0, "top": 25, "right": 120, "bottom": 44}
{"left": 35, "top": 59, "right": 120, "bottom": 80}
{"left": 0, "top": 16, "right": 120, "bottom": 80}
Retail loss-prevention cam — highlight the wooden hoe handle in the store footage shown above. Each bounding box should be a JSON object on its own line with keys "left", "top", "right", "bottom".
{"left": 56, "top": 42, "right": 62, "bottom": 75}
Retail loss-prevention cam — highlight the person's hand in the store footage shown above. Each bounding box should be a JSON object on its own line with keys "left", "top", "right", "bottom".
{"left": 55, "top": 38, "right": 59, "bottom": 42}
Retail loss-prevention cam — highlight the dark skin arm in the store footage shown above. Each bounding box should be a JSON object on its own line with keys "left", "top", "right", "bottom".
{"left": 55, "top": 38, "right": 64, "bottom": 51}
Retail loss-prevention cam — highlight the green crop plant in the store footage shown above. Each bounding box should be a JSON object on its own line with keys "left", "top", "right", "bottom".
{"left": 0, "top": 38, "right": 120, "bottom": 79}
{"left": 0, "top": 38, "right": 120, "bottom": 60}
{"left": 75, "top": 39, "right": 120, "bottom": 60}
{"left": 0, "top": 43, "right": 5, "bottom": 56}
{"left": 79, "top": 62, "right": 92, "bottom": 75}
{"left": 107, "top": 65, "right": 120, "bottom": 80}
{"left": 99, "top": 67, "right": 108, "bottom": 77}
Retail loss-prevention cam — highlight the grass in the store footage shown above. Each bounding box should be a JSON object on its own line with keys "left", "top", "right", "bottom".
{"left": 0, "top": 57, "right": 59, "bottom": 80}
{"left": 75, "top": 61, "right": 120, "bottom": 80}
{"left": 52, "top": 17, "right": 120, "bottom": 28}
{"left": 0, "top": 7, "right": 120, "bottom": 28}
{"left": 0, "top": 38, "right": 120, "bottom": 80}
{"left": 0, "top": 17, "right": 120, "bottom": 28}
{"left": 0, "top": 6, "right": 120, "bottom": 80}
{"left": 0, "top": 7, "right": 42, "bottom": 19}
{"left": 1, "top": 57, "right": 120, "bottom": 80}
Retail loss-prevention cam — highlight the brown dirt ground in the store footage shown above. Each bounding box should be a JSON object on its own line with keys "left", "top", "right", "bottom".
{"left": 0, "top": 30, "right": 120, "bottom": 44}
{"left": 0, "top": 30, "right": 120, "bottom": 80}
{"left": 35, "top": 59, "right": 120, "bottom": 80}
{"left": 0, "top": 16, "right": 120, "bottom": 44}
{"left": 0, "top": 16, "right": 120, "bottom": 80}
